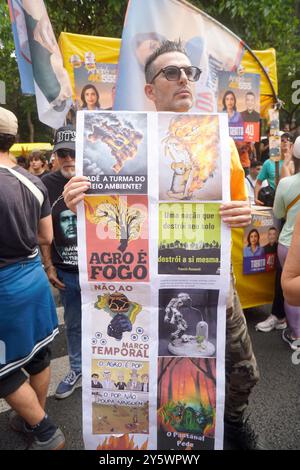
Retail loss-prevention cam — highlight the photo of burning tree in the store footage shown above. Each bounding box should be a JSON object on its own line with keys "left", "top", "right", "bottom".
{"left": 157, "top": 357, "right": 216, "bottom": 450}
{"left": 84, "top": 195, "right": 149, "bottom": 282}
{"left": 85, "top": 195, "right": 146, "bottom": 252}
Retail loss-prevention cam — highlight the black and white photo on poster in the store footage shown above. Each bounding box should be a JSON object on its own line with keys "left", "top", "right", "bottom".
{"left": 159, "top": 288, "right": 218, "bottom": 357}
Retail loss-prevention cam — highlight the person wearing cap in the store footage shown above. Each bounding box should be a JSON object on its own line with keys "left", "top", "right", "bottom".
{"left": 279, "top": 132, "right": 298, "bottom": 179}
{"left": 254, "top": 132, "right": 293, "bottom": 206}
{"left": 0, "top": 107, "right": 65, "bottom": 450}
{"left": 40, "top": 126, "right": 82, "bottom": 399}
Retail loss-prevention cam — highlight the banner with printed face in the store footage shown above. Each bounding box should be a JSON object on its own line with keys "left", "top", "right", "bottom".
{"left": 58, "top": 30, "right": 277, "bottom": 120}
{"left": 268, "top": 108, "right": 281, "bottom": 161}
{"left": 114, "top": 0, "right": 244, "bottom": 113}
{"left": 243, "top": 209, "right": 280, "bottom": 275}
{"left": 73, "top": 63, "right": 117, "bottom": 111}
{"left": 217, "top": 71, "right": 261, "bottom": 142}
{"left": 76, "top": 110, "right": 231, "bottom": 450}
{"left": 8, "top": 0, "right": 72, "bottom": 128}
{"left": 58, "top": 32, "right": 120, "bottom": 109}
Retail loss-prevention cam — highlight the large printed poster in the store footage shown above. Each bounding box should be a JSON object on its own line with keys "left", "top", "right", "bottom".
{"left": 76, "top": 110, "right": 231, "bottom": 450}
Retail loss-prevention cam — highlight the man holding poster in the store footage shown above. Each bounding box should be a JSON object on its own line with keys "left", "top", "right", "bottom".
{"left": 64, "top": 40, "right": 266, "bottom": 450}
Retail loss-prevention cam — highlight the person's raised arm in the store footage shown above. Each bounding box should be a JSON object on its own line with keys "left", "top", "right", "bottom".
{"left": 254, "top": 179, "right": 264, "bottom": 206}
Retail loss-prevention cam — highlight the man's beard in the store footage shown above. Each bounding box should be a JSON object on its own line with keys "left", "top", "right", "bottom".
{"left": 60, "top": 167, "right": 76, "bottom": 179}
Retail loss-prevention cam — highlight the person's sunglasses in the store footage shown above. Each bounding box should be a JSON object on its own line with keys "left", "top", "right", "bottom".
{"left": 56, "top": 149, "right": 75, "bottom": 159}
{"left": 150, "top": 65, "right": 201, "bottom": 84}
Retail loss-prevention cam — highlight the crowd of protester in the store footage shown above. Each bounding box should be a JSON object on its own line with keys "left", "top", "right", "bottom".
{"left": 1, "top": 38, "right": 300, "bottom": 452}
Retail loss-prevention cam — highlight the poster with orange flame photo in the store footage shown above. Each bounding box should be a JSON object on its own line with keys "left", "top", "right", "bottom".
{"left": 158, "top": 114, "right": 222, "bottom": 201}
{"left": 157, "top": 357, "right": 216, "bottom": 450}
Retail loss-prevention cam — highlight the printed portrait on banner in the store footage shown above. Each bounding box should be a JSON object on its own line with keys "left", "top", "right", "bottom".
{"left": 243, "top": 210, "right": 279, "bottom": 274}
{"left": 73, "top": 60, "right": 117, "bottom": 110}
{"left": 217, "top": 71, "right": 261, "bottom": 142}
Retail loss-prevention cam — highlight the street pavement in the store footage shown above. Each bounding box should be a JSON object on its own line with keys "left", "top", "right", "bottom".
{"left": 1, "top": 303, "right": 300, "bottom": 450}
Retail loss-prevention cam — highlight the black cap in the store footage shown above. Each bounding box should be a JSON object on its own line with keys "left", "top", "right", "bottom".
{"left": 280, "top": 131, "right": 292, "bottom": 141}
{"left": 53, "top": 125, "right": 76, "bottom": 152}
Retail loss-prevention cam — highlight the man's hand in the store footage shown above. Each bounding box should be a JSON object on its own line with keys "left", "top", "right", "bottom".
{"left": 219, "top": 200, "right": 251, "bottom": 228}
{"left": 46, "top": 265, "right": 65, "bottom": 290}
{"left": 63, "top": 176, "right": 91, "bottom": 214}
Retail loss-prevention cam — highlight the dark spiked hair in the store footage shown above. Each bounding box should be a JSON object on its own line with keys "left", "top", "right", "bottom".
{"left": 144, "top": 39, "right": 188, "bottom": 84}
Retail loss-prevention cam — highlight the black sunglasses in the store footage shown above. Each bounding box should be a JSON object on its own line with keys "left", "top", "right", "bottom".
{"left": 56, "top": 149, "right": 75, "bottom": 159}
{"left": 150, "top": 65, "right": 201, "bottom": 84}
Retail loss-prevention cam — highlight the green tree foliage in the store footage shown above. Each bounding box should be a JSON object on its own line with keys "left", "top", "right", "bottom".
{"left": 0, "top": 0, "right": 299, "bottom": 140}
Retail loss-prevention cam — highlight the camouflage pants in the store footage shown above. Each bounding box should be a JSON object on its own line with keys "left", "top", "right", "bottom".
{"left": 225, "top": 276, "right": 259, "bottom": 422}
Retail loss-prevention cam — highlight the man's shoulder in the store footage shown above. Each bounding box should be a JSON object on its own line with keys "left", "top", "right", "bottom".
{"left": 15, "top": 166, "right": 48, "bottom": 193}
{"left": 42, "top": 170, "right": 65, "bottom": 189}
{"left": 42, "top": 170, "right": 61, "bottom": 183}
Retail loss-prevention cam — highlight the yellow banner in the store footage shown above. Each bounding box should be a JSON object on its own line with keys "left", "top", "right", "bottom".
{"left": 59, "top": 32, "right": 277, "bottom": 119}
{"left": 241, "top": 48, "right": 278, "bottom": 118}
{"left": 10, "top": 142, "right": 53, "bottom": 156}
{"left": 58, "top": 32, "right": 121, "bottom": 103}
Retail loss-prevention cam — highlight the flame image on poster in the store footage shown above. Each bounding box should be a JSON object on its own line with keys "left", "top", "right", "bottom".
{"left": 96, "top": 434, "right": 148, "bottom": 450}
{"left": 158, "top": 114, "right": 222, "bottom": 201}
{"left": 157, "top": 357, "right": 216, "bottom": 450}
{"left": 91, "top": 359, "right": 149, "bottom": 435}
{"left": 83, "top": 112, "right": 148, "bottom": 194}
{"left": 84, "top": 195, "right": 149, "bottom": 282}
